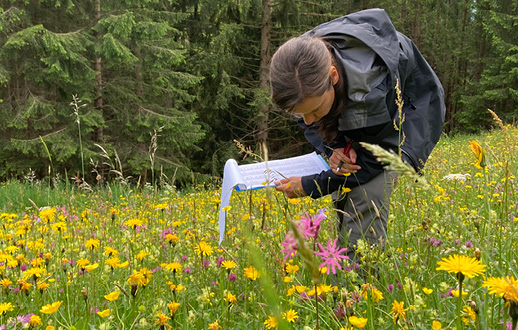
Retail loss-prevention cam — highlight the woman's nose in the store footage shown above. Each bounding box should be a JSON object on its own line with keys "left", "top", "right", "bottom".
{"left": 303, "top": 114, "right": 315, "bottom": 125}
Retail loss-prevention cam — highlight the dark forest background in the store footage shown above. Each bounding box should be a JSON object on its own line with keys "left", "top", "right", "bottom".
{"left": 0, "top": 0, "right": 516, "bottom": 187}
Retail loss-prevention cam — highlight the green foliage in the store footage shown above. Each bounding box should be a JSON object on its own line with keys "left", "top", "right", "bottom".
{"left": 0, "top": 0, "right": 517, "bottom": 186}
{"left": 459, "top": 0, "right": 518, "bottom": 132}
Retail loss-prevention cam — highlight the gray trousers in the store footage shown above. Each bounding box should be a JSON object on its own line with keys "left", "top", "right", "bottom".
{"left": 333, "top": 170, "right": 397, "bottom": 262}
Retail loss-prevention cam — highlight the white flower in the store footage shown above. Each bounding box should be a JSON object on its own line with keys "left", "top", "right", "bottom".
{"left": 443, "top": 173, "right": 471, "bottom": 181}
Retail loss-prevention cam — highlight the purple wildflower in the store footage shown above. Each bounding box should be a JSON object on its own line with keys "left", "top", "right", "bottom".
{"left": 280, "top": 232, "right": 298, "bottom": 262}
{"left": 465, "top": 241, "right": 473, "bottom": 248}
{"left": 228, "top": 273, "right": 237, "bottom": 282}
{"left": 313, "top": 238, "right": 349, "bottom": 274}
{"left": 160, "top": 227, "right": 173, "bottom": 240}
{"left": 334, "top": 304, "right": 346, "bottom": 321}
{"left": 430, "top": 237, "right": 441, "bottom": 247}
{"left": 387, "top": 284, "right": 394, "bottom": 293}
{"left": 17, "top": 314, "right": 32, "bottom": 324}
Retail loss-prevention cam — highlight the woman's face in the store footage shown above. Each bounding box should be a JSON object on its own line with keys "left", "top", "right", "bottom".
{"left": 291, "top": 65, "right": 339, "bottom": 126}
{"left": 292, "top": 87, "right": 335, "bottom": 125}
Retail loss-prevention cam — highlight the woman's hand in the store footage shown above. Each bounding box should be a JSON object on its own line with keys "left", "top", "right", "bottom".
{"left": 274, "top": 177, "right": 307, "bottom": 198}
{"left": 330, "top": 148, "right": 361, "bottom": 175}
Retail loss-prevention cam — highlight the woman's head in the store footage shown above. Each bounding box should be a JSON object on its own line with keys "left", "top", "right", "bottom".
{"left": 270, "top": 37, "right": 336, "bottom": 116}
{"left": 270, "top": 36, "right": 344, "bottom": 141}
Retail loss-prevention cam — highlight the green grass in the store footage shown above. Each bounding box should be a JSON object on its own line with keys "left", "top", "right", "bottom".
{"left": 0, "top": 126, "right": 517, "bottom": 330}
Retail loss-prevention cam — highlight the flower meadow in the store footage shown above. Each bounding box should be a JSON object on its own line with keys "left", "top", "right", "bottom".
{"left": 1, "top": 125, "right": 518, "bottom": 330}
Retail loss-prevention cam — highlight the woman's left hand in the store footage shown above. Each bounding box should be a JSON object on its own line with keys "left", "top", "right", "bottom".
{"left": 273, "top": 177, "right": 307, "bottom": 198}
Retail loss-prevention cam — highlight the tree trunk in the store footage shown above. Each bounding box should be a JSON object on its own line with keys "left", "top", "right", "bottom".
{"left": 412, "top": 1, "right": 423, "bottom": 49}
{"left": 257, "top": 0, "right": 271, "bottom": 150}
{"left": 93, "top": 0, "right": 105, "bottom": 182}
{"left": 94, "top": 0, "right": 103, "bottom": 143}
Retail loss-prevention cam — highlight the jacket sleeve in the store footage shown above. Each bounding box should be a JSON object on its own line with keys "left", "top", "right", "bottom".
{"left": 296, "top": 118, "right": 346, "bottom": 158}
{"left": 300, "top": 121, "right": 401, "bottom": 199}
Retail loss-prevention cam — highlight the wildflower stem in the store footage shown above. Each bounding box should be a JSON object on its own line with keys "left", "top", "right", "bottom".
{"left": 314, "top": 282, "right": 320, "bottom": 330}
{"left": 482, "top": 168, "right": 490, "bottom": 239}
{"left": 456, "top": 274, "right": 464, "bottom": 330}
{"left": 313, "top": 237, "right": 320, "bottom": 330}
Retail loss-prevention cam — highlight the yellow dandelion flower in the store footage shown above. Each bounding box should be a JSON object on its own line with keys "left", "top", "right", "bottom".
{"left": 282, "top": 309, "right": 298, "bottom": 323}
{"left": 0, "top": 302, "right": 14, "bottom": 315}
{"left": 125, "top": 218, "right": 143, "bottom": 229}
{"left": 389, "top": 300, "right": 409, "bottom": 323}
{"left": 162, "top": 262, "right": 183, "bottom": 273}
{"left": 104, "top": 290, "right": 121, "bottom": 301}
{"left": 85, "top": 238, "right": 100, "bottom": 250}
{"left": 208, "top": 320, "right": 221, "bottom": 329}
{"left": 155, "top": 312, "right": 171, "bottom": 327}
{"left": 264, "top": 316, "right": 278, "bottom": 329}
{"left": 221, "top": 260, "right": 237, "bottom": 271}
{"left": 0, "top": 278, "right": 12, "bottom": 288}
{"left": 168, "top": 301, "right": 180, "bottom": 315}
{"left": 127, "top": 270, "right": 146, "bottom": 287}
{"left": 105, "top": 257, "right": 121, "bottom": 269}
{"left": 285, "top": 263, "right": 299, "bottom": 274}
{"left": 422, "top": 287, "right": 433, "bottom": 295}
{"left": 104, "top": 246, "right": 118, "bottom": 256}
{"left": 243, "top": 265, "right": 260, "bottom": 281}
{"left": 23, "top": 267, "right": 46, "bottom": 280}
{"left": 295, "top": 285, "right": 307, "bottom": 293}
{"left": 135, "top": 250, "right": 148, "bottom": 260}
{"left": 51, "top": 221, "right": 67, "bottom": 233}
{"left": 17, "top": 279, "right": 32, "bottom": 291}
{"left": 97, "top": 309, "right": 111, "bottom": 318}
{"left": 117, "top": 260, "right": 129, "bottom": 268}
{"left": 76, "top": 258, "right": 90, "bottom": 268}
{"left": 348, "top": 315, "right": 368, "bottom": 328}
{"left": 462, "top": 305, "right": 476, "bottom": 325}
{"left": 84, "top": 263, "right": 99, "bottom": 272}
{"left": 39, "top": 207, "right": 56, "bottom": 222}
{"left": 361, "top": 283, "right": 383, "bottom": 303}
{"left": 170, "top": 284, "right": 185, "bottom": 293}
{"left": 432, "top": 320, "right": 443, "bottom": 330}
{"left": 40, "top": 301, "right": 62, "bottom": 314}
{"left": 37, "top": 281, "right": 50, "bottom": 292}
{"left": 165, "top": 234, "right": 179, "bottom": 244}
{"left": 195, "top": 241, "right": 213, "bottom": 257}
{"left": 341, "top": 187, "right": 352, "bottom": 194}
{"left": 483, "top": 276, "right": 518, "bottom": 304}
{"left": 224, "top": 292, "right": 237, "bottom": 304}
{"left": 436, "top": 254, "right": 486, "bottom": 279}
{"left": 29, "top": 315, "right": 42, "bottom": 326}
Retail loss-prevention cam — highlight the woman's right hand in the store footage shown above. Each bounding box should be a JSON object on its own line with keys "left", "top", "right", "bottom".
{"left": 330, "top": 148, "right": 361, "bottom": 175}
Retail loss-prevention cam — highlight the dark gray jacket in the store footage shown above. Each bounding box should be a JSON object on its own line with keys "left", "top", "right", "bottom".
{"left": 299, "top": 8, "right": 446, "bottom": 198}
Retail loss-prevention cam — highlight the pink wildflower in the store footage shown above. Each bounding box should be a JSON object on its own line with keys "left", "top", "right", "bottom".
{"left": 280, "top": 232, "right": 298, "bottom": 262}
{"left": 314, "top": 238, "right": 348, "bottom": 274}
{"left": 299, "top": 210, "right": 325, "bottom": 239}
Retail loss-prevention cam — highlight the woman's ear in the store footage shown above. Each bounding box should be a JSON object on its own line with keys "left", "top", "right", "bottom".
{"left": 330, "top": 65, "right": 339, "bottom": 85}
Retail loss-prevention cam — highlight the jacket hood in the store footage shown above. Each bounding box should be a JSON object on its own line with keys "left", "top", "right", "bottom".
{"left": 304, "top": 8, "right": 400, "bottom": 74}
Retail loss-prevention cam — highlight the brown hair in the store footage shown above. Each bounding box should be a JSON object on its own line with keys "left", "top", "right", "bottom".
{"left": 270, "top": 36, "right": 345, "bottom": 142}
